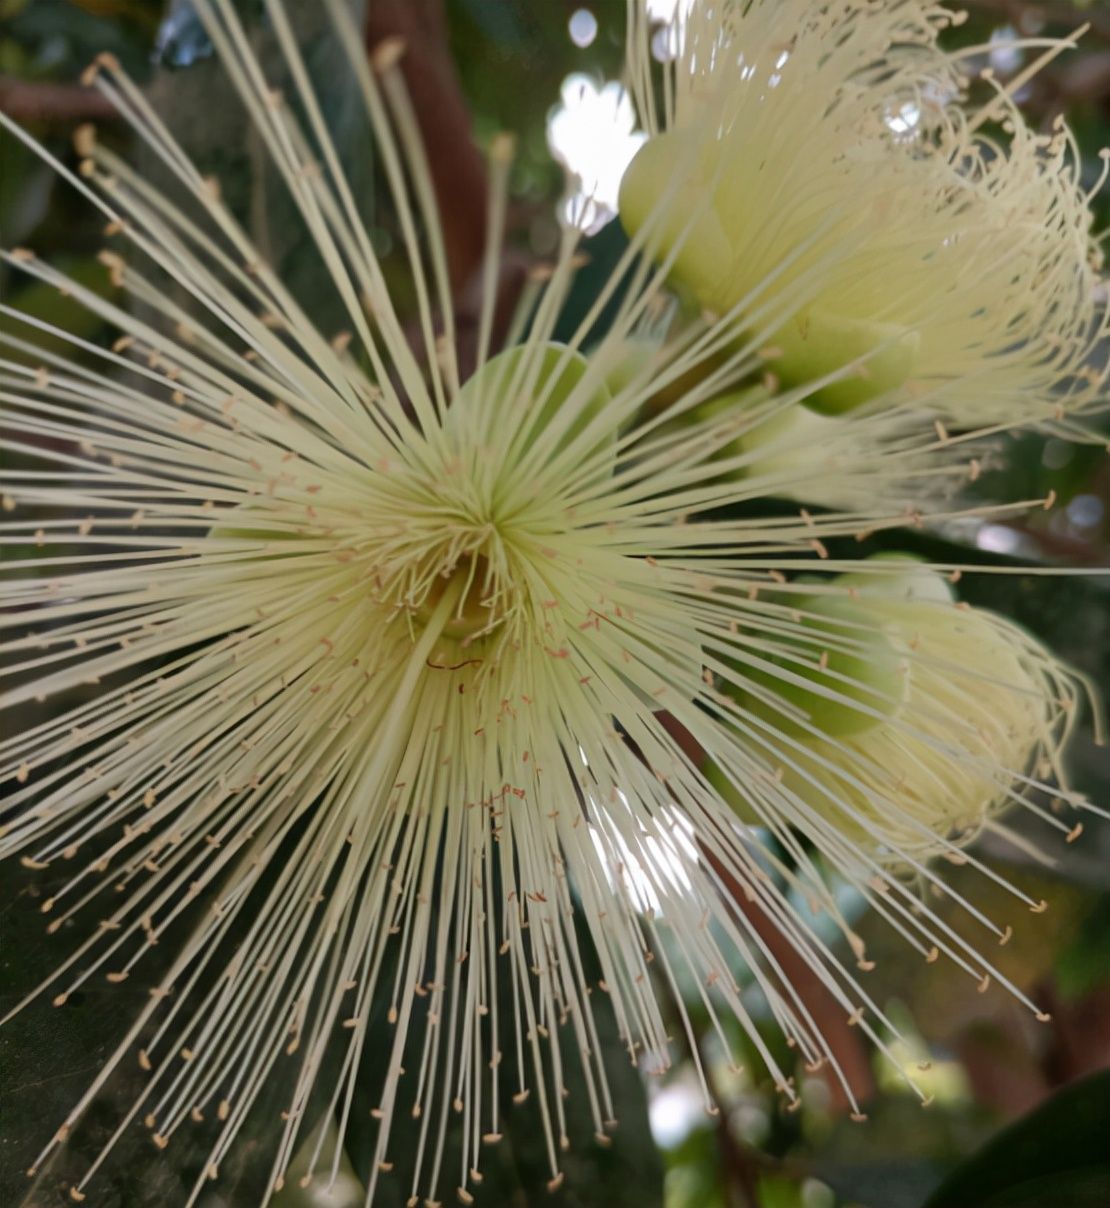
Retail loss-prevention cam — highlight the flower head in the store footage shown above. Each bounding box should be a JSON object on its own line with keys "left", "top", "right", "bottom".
{"left": 0, "top": 2, "right": 1100, "bottom": 1204}
{"left": 621, "top": 0, "right": 1109, "bottom": 424}
{"left": 708, "top": 560, "right": 1080, "bottom": 866}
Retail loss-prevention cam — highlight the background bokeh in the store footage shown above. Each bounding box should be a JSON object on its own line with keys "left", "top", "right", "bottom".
{"left": 2, "top": 3, "right": 1108, "bottom": 1206}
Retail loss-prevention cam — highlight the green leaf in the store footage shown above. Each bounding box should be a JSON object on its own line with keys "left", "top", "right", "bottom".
{"left": 1056, "top": 897, "right": 1110, "bottom": 1000}
{"left": 1, "top": 257, "right": 116, "bottom": 364}
{"left": 920, "top": 1071, "right": 1110, "bottom": 1208}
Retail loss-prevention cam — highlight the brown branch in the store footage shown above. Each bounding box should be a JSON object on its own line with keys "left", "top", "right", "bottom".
{"left": 1053, "top": 49, "right": 1110, "bottom": 104}
{"left": 0, "top": 76, "right": 118, "bottom": 124}
{"left": 1039, "top": 980, "right": 1110, "bottom": 1087}
{"left": 364, "top": 0, "right": 489, "bottom": 294}
{"left": 657, "top": 712, "right": 876, "bottom": 1115}
{"left": 363, "top": 0, "right": 534, "bottom": 381}
{"left": 706, "top": 847, "right": 877, "bottom": 1114}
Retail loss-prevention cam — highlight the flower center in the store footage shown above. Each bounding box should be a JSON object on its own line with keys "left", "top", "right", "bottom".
{"left": 418, "top": 553, "right": 503, "bottom": 643}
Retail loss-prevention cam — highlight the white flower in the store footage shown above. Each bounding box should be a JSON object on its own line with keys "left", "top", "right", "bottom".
{"left": 708, "top": 561, "right": 1082, "bottom": 866}
{"left": 0, "top": 2, "right": 1097, "bottom": 1204}
{"left": 620, "top": 0, "right": 1109, "bottom": 426}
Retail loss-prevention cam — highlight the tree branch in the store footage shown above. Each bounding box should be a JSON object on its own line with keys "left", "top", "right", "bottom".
{"left": 364, "top": 0, "right": 489, "bottom": 294}
{"left": 0, "top": 76, "right": 119, "bottom": 124}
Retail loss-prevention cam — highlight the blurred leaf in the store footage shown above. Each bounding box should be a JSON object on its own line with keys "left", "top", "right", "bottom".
{"left": 454, "top": 0, "right": 529, "bottom": 48}
{"left": 0, "top": 138, "right": 55, "bottom": 248}
{"left": 758, "top": 1174, "right": 805, "bottom": 1208}
{"left": 3, "top": 0, "right": 156, "bottom": 78}
{"left": 1, "top": 257, "right": 115, "bottom": 362}
{"left": 849, "top": 859, "right": 1093, "bottom": 1050}
{"left": 553, "top": 219, "right": 634, "bottom": 345}
{"left": 920, "top": 1071, "right": 1110, "bottom": 1208}
{"left": 810, "top": 1094, "right": 976, "bottom": 1208}
{"left": 662, "top": 1123, "right": 726, "bottom": 1208}
{"left": 1055, "top": 896, "right": 1110, "bottom": 1000}
{"left": 817, "top": 1161, "right": 942, "bottom": 1208}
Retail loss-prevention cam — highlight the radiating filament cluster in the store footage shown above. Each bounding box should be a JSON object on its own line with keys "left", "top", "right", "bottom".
{"left": 0, "top": 2, "right": 1105, "bottom": 1205}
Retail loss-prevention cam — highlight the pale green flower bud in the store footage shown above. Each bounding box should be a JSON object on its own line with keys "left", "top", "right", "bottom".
{"left": 619, "top": 130, "right": 922, "bottom": 414}
{"left": 453, "top": 341, "right": 613, "bottom": 472}
{"left": 621, "top": 0, "right": 1108, "bottom": 424}
{"left": 726, "top": 564, "right": 1065, "bottom": 863}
